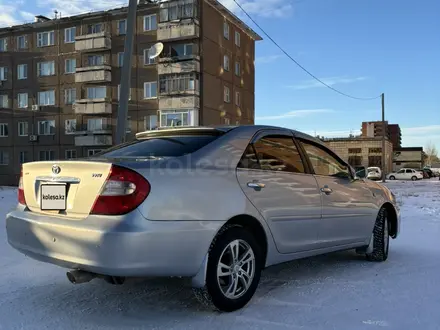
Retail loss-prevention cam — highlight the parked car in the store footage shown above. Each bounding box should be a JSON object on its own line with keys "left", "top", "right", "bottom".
{"left": 367, "top": 167, "right": 382, "bottom": 181}
{"left": 6, "top": 125, "right": 400, "bottom": 312}
{"left": 387, "top": 168, "right": 423, "bottom": 181}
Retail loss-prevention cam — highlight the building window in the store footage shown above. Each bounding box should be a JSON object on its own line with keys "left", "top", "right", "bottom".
{"left": 0, "top": 67, "right": 8, "bottom": 81}
{"left": 348, "top": 148, "right": 362, "bottom": 154}
{"left": 159, "top": 2, "right": 195, "bottom": 22}
{"left": 0, "top": 38, "right": 7, "bottom": 51}
{"left": 18, "top": 93, "right": 28, "bottom": 108}
{"left": 223, "top": 22, "right": 229, "bottom": 39}
{"left": 143, "top": 81, "right": 158, "bottom": 99}
{"left": 159, "top": 74, "right": 197, "bottom": 94}
{"left": 117, "top": 84, "right": 131, "bottom": 100}
{"left": 17, "top": 64, "right": 27, "bottom": 80}
{"left": 87, "top": 86, "right": 106, "bottom": 99}
{"left": 39, "top": 150, "right": 55, "bottom": 161}
{"left": 144, "top": 115, "right": 158, "bottom": 130}
{"left": 17, "top": 35, "right": 27, "bottom": 49}
{"left": 0, "top": 95, "right": 8, "bottom": 108}
{"left": 235, "top": 91, "right": 240, "bottom": 106}
{"left": 369, "top": 148, "right": 382, "bottom": 153}
{"left": 144, "top": 14, "right": 157, "bottom": 31}
{"left": 224, "top": 86, "right": 230, "bottom": 103}
{"left": 160, "top": 110, "right": 189, "bottom": 127}
{"left": 19, "top": 151, "right": 29, "bottom": 164}
{"left": 65, "top": 59, "right": 76, "bottom": 74}
{"left": 223, "top": 55, "right": 230, "bottom": 71}
{"left": 65, "top": 150, "right": 77, "bottom": 159}
{"left": 117, "top": 52, "right": 124, "bottom": 67}
{"left": 88, "top": 55, "right": 104, "bottom": 66}
{"left": 0, "top": 151, "right": 9, "bottom": 165}
{"left": 223, "top": 117, "right": 230, "bottom": 125}
{"left": 235, "top": 31, "right": 240, "bottom": 47}
{"left": 18, "top": 122, "right": 28, "bottom": 136}
{"left": 87, "top": 118, "right": 109, "bottom": 131}
{"left": 88, "top": 149, "right": 103, "bottom": 157}
{"left": 143, "top": 48, "right": 156, "bottom": 65}
{"left": 87, "top": 23, "right": 102, "bottom": 34}
{"left": 38, "top": 120, "right": 55, "bottom": 135}
{"left": 162, "top": 43, "right": 194, "bottom": 58}
{"left": 0, "top": 123, "right": 8, "bottom": 137}
{"left": 64, "top": 27, "right": 76, "bottom": 43}
{"left": 65, "top": 119, "right": 77, "bottom": 134}
{"left": 64, "top": 88, "right": 76, "bottom": 105}
{"left": 37, "top": 61, "right": 55, "bottom": 76}
{"left": 117, "top": 19, "right": 127, "bottom": 35}
{"left": 38, "top": 90, "right": 55, "bottom": 106}
{"left": 37, "top": 31, "right": 55, "bottom": 47}
{"left": 235, "top": 61, "right": 240, "bottom": 76}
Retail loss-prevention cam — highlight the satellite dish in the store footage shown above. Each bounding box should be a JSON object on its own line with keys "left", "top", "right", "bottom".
{"left": 148, "top": 42, "right": 164, "bottom": 60}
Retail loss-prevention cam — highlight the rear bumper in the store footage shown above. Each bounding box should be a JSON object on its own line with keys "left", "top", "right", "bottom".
{"left": 6, "top": 208, "right": 223, "bottom": 277}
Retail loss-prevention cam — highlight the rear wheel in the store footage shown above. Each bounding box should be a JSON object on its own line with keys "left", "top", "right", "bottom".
{"left": 193, "top": 225, "right": 263, "bottom": 312}
{"left": 366, "top": 207, "right": 390, "bottom": 262}
{"left": 411, "top": 176, "right": 417, "bottom": 181}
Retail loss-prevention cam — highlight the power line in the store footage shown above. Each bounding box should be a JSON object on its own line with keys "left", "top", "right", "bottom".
{"left": 232, "top": 0, "right": 382, "bottom": 101}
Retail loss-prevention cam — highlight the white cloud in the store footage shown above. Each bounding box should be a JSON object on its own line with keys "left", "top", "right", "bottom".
{"left": 255, "top": 55, "right": 282, "bottom": 64}
{"left": 20, "top": 11, "right": 36, "bottom": 21}
{"left": 256, "top": 109, "right": 333, "bottom": 121}
{"left": 289, "top": 76, "right": 368, "bottom": 90}
{"left": 0, "top": 5, "right": 19, "bottom": 27}
{"left": 219, "top": 0, "right": 294, "bottom": 18}
{"left": 36, "top": 0, "right": 125, "bottom": 17}
{"left": 402, "top": 125, "right": 440, "bottom": 136}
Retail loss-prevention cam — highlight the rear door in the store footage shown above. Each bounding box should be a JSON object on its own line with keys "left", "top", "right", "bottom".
{"left": 236, "top": 129, "right": 322, "bottom": 254}
{"left": 395, "top": 169, "right": 406, "bottom": 179}
{"left": 297, "top": 138, "right": 377, "bottom": 247}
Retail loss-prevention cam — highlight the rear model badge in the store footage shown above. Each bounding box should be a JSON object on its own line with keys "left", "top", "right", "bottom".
{"left": 52, "top": 164, "right": 61, "bottom": 175}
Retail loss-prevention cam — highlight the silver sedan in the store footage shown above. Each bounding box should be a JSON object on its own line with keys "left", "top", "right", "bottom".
{"left": 6, "top": 125, "right": 400, "bottom": 312}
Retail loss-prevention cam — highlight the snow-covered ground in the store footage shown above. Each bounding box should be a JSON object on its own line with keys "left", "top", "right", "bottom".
{"left": 1, "top": 180, "right": 440, "bottom": 330}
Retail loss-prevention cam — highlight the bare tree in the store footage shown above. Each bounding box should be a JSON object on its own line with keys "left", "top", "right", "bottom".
{"left": 425, "top": 141, "right": 438, "bottom": 165}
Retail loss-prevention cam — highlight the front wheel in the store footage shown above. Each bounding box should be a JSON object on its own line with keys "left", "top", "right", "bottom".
{"left": 411, "top": 176, "right": 417, "bottom": 181}
{"left": 366, "top": 207, "right": 390, "bottom": 262}
{"left": 193, "top": 225, "right": 263, "bottom": 312}
{"left": 389, "top": 176, "right": 395, "bottom": 180}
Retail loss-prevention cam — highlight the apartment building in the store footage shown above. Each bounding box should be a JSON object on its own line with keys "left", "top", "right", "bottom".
{"left": 0, "top": 0, "right": 262, "bottom": 185}
{"left": 361, "top": 121, "right": 402, "bottom": 149}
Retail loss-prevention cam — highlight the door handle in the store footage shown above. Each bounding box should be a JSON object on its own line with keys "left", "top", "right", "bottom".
{"left": 247, "top": 182, "right": 265, "bottom": 189}
{"left": 320, "top": 186, "right": 333, "bottom": 194}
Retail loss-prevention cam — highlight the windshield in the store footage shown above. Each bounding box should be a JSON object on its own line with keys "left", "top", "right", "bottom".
{"left": 368, "top": 167, "right": 380, "bottom": 172}
{"left": 95, "top": 135, "right": 221, "bottom": 158}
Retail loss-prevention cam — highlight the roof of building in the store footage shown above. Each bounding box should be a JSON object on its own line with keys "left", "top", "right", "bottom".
{"left": 394, "top": 147, "right": 423, "bottom": 152}
{"left": 0, "top": 0, "right": 263, "bottom": 41}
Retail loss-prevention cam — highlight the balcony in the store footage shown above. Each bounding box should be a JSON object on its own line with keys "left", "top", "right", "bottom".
{"left": 159, "top": 95, "right": 200, "bottom": 110}
{"left": 73, "top": 123, "right": 112, "bottom": 135}
{"left": 74, "top": 134, "right": 112, "bottom": 147}
{"left": 157, "top": 21, "right": 200, "bottom": 41}
{"left": 75, "top": 32, "right": 111, "bottom": 52}
{"left": 75, "top": 65, "right": 111, "bottom": 83}
{"left": 158, "top": 59, "right": 200, "bottom": 75}
{"left": 73, "top": 99, "right": 112, "bottom": 114}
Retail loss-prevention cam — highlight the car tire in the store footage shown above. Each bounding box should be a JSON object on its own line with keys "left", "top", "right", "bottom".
{"left": 411, "top": 176, "right": 417, "bottom": 181}
{"left": 389, "top": 176, "right": 395, "bottom": 180}
{"left": 193, "top": 224, "right": 263, "bottom": 312}
{"left": 366, "top": 207, "right": 390, "bottom": 262}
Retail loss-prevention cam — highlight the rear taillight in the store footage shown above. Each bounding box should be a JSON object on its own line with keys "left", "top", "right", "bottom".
{"left": 91, "top": 165, "right": 150, "bottom": 215}
{"left": 18, "top": 167, "right": 26, "bottom": 206}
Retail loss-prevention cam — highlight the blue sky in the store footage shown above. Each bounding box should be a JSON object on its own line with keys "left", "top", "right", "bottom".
{"left": 0, "top": 0, "right": 439, "bottom": 149}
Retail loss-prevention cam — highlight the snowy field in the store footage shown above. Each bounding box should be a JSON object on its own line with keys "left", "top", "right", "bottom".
{"left": 1, "top": 179, "right": 440, "bottom": 330}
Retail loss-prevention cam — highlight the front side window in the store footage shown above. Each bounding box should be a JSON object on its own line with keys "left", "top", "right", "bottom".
{"left": 0, "top": 123, "right": 8, "bottom": 137}
{"left": 144, "top": 81, "right": 158, "bottom": 99}
{"left": 38, "top": 120, "right": 55, "bottom": 135}
{"left": 0, "top": 95, "right": 8, "bottom": 108}
{"left": 0, "top": 67, "right": 8, "bottom": 81}
{"left": 37, "top": 31, "right": 55, "bottom": 47}
{"left": 64, "top": 88, "right": 76, "bottom": 105}
{"left": 0, "top": 38, "right": 7, "bottom": 51}
{"left": 87, "top": 86, "right": 106, "bottom": 99}
{"left": 144, "top": 15, "right": 157, "bottom": 31}
{"left": 18, "top": 122, "right": 28, "bottom": 136}
{"left": 160, "top": 110, "right": 189, "bottom": 127}
{"left": 38, "top": 90, "right": 55, "bottom": 105}
{"left": 18, "top": 93, "right": 28, "bottom": 108}
{"left": 300, "top": 140, "right": 350, "bottom": 178}
{"left": 238, "top": 135, "right": 306, "bottom": 173}
{"left": 65, "top": 59, "right": 76, "bottom": 74}
{"left": 118, "top": 19, "right": 127, "bottom": 35}
{"left": 18, "top": 64, "right": 27, "bottom": 79}
{"left": 64, "top": 27, "right": 76, "bottom": 43}
{"left": 37, "top": 61, "right": 55, "bottom": 76}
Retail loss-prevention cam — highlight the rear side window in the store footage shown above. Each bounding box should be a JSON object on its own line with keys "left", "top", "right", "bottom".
{"left": 98, "top": 135, "right": 220, "bottom": 158}
{"left": 238, "top": 134, "right": 305, "bottom": 173}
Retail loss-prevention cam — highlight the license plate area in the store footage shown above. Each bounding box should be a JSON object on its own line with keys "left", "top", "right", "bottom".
{"left": 40, "top": 183, "right": 67, "bottom": 211}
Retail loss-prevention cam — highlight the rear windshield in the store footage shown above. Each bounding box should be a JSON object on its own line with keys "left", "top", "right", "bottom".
{"left": 96, "top": 135, "right": 220, "bottom": 158}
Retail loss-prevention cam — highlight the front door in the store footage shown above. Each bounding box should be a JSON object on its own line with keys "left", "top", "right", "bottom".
{"left": 298, "top": 139, "right": 377, "bottom": 248}
{"left": 236, "top": 130, "right": 322, "bottom": 254}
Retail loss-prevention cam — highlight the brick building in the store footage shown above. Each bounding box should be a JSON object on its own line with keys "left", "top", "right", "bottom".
{"left": 361, "top": 121, "right": 402, "bottom": 149}
{"left": 0, "top": 0, "right": 262, "bottom": 185}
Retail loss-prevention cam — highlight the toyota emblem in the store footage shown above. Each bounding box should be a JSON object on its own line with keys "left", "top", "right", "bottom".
{"left": 52, "top": 164, "right": 61, "bottom": 175}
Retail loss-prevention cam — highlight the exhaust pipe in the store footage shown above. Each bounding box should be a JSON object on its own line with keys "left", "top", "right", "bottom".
{"left": 66, "top": 270, "right": 96, "bottom": 284}
{"left": 104, "top": 276, "right": 125, "bottom": 285}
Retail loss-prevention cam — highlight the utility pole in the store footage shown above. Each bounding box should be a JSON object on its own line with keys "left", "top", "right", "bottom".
{"left": 381, "top": 93, "right": 386, "bottom": 182}
{"left": 115, "top": 0, "right": 138, "bottom": 145}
